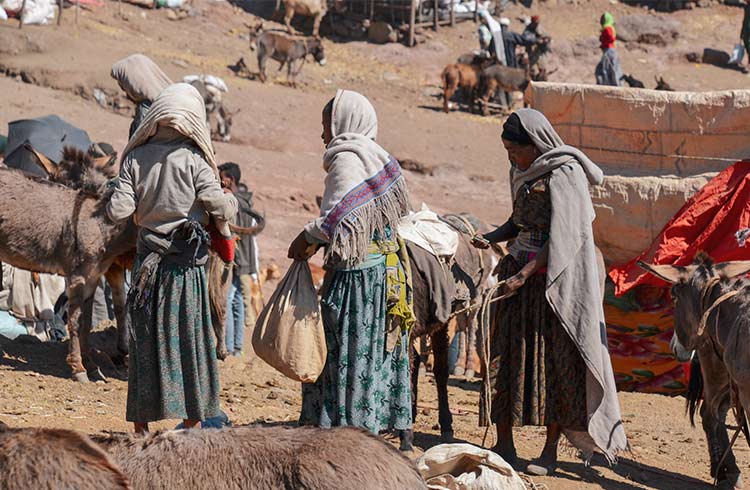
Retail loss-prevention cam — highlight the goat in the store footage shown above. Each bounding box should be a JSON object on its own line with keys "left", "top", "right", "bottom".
{"left": 620, "top": 73, "right": 645, "bottom": 88}
{"left": 655, "top": 76, "right": 674, "bottom": 91}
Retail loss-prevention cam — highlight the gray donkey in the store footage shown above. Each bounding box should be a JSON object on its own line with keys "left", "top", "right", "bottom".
{"left": 399, "top": 213, "right": 497, "bottom": 452}
{"left": 0, "top": 152, "right": 136, "bottom": 382}
{"left": 640, "top": 254, "right": 750, "bottom": 489}
{"left": 0, "top": 147, "right": 263, "bottom": 382}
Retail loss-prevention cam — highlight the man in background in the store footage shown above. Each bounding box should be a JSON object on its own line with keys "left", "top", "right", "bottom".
{"left": 218, "top": 162, "right": 261, "bottom": 357}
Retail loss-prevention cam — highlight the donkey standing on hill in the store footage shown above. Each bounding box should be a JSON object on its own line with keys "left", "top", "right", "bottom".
{"left": 640, "top": 254, "right": 750, "bottom": 489}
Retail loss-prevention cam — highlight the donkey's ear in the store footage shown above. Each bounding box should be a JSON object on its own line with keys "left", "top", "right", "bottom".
{"left": 24, "top": 144, "right": 56, "bottom": 177}
{"left": 92, "top": 154, "right": 117, "bottom": 169}
{"left": 715, "top": 261, "right": 750, "bottom": 280}
{"left": 637, "top": 261, "right": 689, "bottom": 284}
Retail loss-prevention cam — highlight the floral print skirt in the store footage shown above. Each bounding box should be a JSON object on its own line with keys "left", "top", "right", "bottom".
{"left": 300, "top": 261, "right": 412, "bottom": 433}
{"left": 126, "top": 258, "right": 220, "bottom": 423}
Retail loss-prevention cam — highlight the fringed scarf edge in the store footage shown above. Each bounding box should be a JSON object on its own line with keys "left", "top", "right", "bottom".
{"left": 324, "top": 177, "right": 411, "bottom": 268}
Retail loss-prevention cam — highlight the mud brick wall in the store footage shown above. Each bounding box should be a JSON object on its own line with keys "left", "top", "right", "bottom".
{"left": 527, "top": 82, "right": 750, "bottom": 264}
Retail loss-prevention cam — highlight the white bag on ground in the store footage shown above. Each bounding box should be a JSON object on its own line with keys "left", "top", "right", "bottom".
{"left": 417, "top": 443, "right": 526, "bottom": 490}
{"left": 252, "top": 261, "right": 326, "bottom": 382}
{"left": 729, "top": 43, "right": 745, "bottom": 65}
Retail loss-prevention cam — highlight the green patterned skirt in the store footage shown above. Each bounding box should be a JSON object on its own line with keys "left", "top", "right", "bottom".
{"left": 126, "top": 257, "right": 220, "bottom": 423}
{"left": 482, "top": 255, "right": 587, "bottom": 429}
{"left": 300, "top": 260, "right": 412, "bottom": 433}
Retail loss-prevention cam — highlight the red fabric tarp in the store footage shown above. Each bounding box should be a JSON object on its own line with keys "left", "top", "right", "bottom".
{"left": 610, "top": 161, "right": 750, "bottom": 295}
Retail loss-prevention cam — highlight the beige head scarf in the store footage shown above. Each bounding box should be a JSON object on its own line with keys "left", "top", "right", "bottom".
{"left": 120, "top": 83, "right": 217, "bottom": 174}
{"left": 111, "top": 54, "right": 173, "bottom": 103}
{"left": 304, "top": 89, "right": 411, "bottom": 268}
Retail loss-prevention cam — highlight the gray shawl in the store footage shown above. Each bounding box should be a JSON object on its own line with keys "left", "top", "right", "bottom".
{"left": 111, "top": 54, "right": 173, "bottom": 103}
{"left": 511, "top": 109, "right": 627, "bottom": 463}
{"left": 304, "top": 90, "right": 410, "bottom": 268}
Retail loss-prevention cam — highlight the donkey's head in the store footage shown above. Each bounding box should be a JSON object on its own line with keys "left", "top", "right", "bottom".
{"left": 27, "top": 144, "right": 118, "bottom": 196}
{"left": 215, "top": 103, "right": 240, "bottom": 143}
{"left": 639, "top": 253, "right": 750, "bottom": 353}
{"left": 245, "top": 20, "right": 264, "bottom": 51}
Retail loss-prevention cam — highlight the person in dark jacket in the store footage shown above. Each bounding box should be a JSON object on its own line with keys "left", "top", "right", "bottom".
{"left": 218, "top": 162, "right": 261, "bottom": 356}
{"left": 502, "top": 20, "right": 537, "bottom": 68}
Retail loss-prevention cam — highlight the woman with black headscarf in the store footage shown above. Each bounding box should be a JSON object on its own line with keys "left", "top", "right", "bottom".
{"left": 472, "top": 109, "right": 627, "bottom": 475}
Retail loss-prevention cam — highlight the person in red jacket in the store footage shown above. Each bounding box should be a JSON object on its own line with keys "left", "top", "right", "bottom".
{"left": 595, "top": 12, "right": 623, "bottom": 86}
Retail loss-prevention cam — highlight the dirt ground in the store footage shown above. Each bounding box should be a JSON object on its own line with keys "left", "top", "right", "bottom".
{"left": 1, "top": 0, "right": 749, "bottom": 487}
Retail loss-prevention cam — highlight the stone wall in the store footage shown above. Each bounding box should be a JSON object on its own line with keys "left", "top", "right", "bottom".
{"left": 527, "top": 83, "right": 750, "bottom": 263}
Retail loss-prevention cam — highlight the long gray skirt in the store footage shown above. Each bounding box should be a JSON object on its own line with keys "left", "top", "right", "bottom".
{"left": 126, "top": 258, "right": 220, "bottom": 423}
{"left": 596, "top": 48, "right": 623, "bottom": 86}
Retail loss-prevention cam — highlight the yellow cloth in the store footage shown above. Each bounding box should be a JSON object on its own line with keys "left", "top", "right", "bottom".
{"left": 385, "top": 238, "right": 415, "bottom": 351}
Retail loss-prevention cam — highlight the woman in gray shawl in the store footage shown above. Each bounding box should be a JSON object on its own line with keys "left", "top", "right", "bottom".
{"left": 111, "top": 54, "right": 173, "bottom": 138}
{"left": 108, "top": 83, "right": 237, "bottom": 433}
{"left": 473, "top": 109, "right": 627, "bottom": 475}
{"left": 289, "top": 89, "right": 413, "bottom": 435}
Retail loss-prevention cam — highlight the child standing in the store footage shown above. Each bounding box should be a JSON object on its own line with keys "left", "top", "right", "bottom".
{"left": 218, "top": 162, "right": 261, "bottom": 356}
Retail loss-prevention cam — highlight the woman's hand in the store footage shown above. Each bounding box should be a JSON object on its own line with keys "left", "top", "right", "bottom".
{"left": 471, "top": 235, "right": 491, "bottom": 249}
{"left": 504, "top": 272, "right": 528, "bottom": 293}
{"left": 287, "top": 231, "right": 317, "bottom": 261}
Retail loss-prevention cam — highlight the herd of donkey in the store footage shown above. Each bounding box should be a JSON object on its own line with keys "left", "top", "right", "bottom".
{"left": 1, "top": 3, "right": 742, "bottom": 488}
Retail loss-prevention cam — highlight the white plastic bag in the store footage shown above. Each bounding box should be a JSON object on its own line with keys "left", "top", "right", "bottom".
{"left": 729, "top": 43, "right": 745, "bottom": 65}
{"left": 20, "top": 0, "right": 55, "bottom": 25}
{"left": 252, "top": 261, "right": 326, "bottom": 382}
{"left": 417, "top": 443, "right": 526, "bottom": 490}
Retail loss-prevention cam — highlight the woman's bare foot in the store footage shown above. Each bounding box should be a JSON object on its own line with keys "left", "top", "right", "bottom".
{"left": 490, "top": 443, "right": 518, "bottom": 466}
{"left": 527, "top": 424, "right": 560, "bottom": 476}
{"left": 133, "top": 422, "right": 149, "bottom": 434}
{"left": 492, "top": 422, "right": 518, "bottom": 466}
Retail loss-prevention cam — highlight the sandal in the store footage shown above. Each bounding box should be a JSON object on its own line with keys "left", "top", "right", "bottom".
{"left": 526, "top": 461, "right": 557, "bottom": 476}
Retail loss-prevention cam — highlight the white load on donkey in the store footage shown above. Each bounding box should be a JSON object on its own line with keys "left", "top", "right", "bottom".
{"left": 182, "top": 74, "right": 239, "bottom": 143}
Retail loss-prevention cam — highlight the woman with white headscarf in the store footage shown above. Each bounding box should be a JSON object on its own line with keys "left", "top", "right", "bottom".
{"left": 478, "top": 9, "right": 506, "bottom": 64}
{"left": 107, "top": 83, "right": 237, "bottom": 433}
{"left": 472, "top": 109, "right": 627, "bottom": 475}
{"left": 289, "top": 89, "right": 414, "bottom": 435}
{"left": 111, "top": 54, "right": 173, "bottom": 137}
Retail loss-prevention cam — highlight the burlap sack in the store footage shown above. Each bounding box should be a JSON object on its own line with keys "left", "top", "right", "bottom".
{"left": 251, "top": 261, "right": 326, "bottom": 382}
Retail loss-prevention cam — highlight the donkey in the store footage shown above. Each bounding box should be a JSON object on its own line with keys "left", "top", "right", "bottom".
{"left": 0, "top": 148, "right": 264, "bottom": 382}
{"left": 0, "top": 425, "right": 130, "bottom": 490}
{"left": 0, "top": 161, "right": 137, "bottom": 382}
{"left": 92, "top": 426, "right": 427, "bottom": 489}
{"left": 640, "top": 254, "right": 750, "bottom": 489}
{"left": 399, "top": 213, "right": 496, "bottom": 452}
